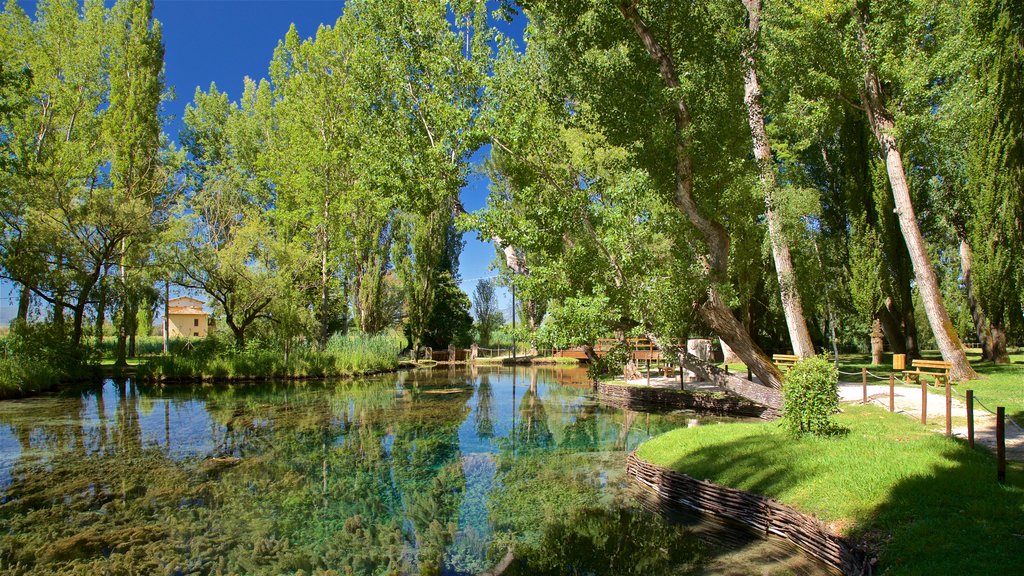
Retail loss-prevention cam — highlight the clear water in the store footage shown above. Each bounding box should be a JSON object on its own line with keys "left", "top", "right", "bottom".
{"left": 0, "top": 366, "right": 832, "bottom": 575}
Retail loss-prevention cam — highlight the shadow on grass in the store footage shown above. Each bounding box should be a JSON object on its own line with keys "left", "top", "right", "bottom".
{"left": 657, "top": 433, "right": 1024, "bottom": 574}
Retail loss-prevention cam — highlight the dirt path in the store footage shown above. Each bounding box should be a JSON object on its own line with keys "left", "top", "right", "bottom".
{"left": 838, "top": 382, "right": 1024, "bottom": 462}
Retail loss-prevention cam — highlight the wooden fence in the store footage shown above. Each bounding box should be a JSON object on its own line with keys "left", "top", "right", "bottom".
{"left": 627, "top": 454, "right": 872, "bottom": 576}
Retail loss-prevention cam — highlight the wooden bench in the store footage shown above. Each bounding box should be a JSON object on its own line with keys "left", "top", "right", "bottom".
{"left": 903, "top": 359, "right": 951, "bottom": 386}
{"left": 772, "top": 354, "right": 799, "bottom": 372}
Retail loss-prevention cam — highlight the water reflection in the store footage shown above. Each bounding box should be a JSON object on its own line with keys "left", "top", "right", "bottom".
{"left": 0, "top": 366, "right": 830, "bottom": 575}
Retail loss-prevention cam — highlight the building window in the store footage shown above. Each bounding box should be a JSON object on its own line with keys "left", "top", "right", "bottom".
{"left": 194, "top": 332, "right": 199, "bottom": 337}
{"left": 194, "top": 318, "right": 199, "bottom": 327}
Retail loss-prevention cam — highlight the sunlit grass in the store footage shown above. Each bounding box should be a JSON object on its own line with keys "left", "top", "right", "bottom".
{"left": 635, "top": 404, "right": 1024, "bottom": 574}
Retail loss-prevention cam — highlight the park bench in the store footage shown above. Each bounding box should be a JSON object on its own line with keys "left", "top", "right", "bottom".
{"left": 772, "top": 354, "right": 799, "bottom": 372}
{"left": 902, "top": 359, "right": 952, "bottom": 386}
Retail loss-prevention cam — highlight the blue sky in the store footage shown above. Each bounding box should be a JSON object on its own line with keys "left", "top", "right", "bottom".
{"left": 4, "top": 0, "right": 524, "bottom": 320}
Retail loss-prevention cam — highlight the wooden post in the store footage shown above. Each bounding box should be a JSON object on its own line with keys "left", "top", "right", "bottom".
{"left": 945, "top": 380, "right": 952, "bottom": 437}
{"left": 862, "top": 367, "right": 867, "bottom": 404}
{"left": 724, "top": 364, "right": 729, "bottom": 375}
{"left": 747, "top": 366, "right": 752, "bottom": 381}
{"left": 889, "top": 374, "right": 895, "bottom": 412}
{"left": 996, "top": 407, "right": 1006, "bottom": 483}
{"left": 921, "top": 380, "right": 928, "bottom": 425}
{"left": 966, "top": 390, "right": 975, "bottom": 449}
{"left": 646, "top": 358, "right": 651, "bottom": 385}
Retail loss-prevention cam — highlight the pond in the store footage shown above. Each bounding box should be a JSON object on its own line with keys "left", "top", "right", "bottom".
{"left": 0, "top": 366, "right": 832, "bottom": 575}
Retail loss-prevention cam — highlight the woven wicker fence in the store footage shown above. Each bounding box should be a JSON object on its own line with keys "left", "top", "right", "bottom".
{"left": 594, "top": 382, "right": 779, "bottom": 420}
{"left": 627, "top": 454, "right": 872, "bottom": 576}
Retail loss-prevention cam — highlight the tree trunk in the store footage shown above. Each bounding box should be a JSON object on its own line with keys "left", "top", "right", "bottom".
{"left": 859, "top": 57, "right": 977, "bottom": 380}
{"left": 618, "top": 2, "right": 782, "bottom": 390}
{"left": 227, "top": 318, "right": 245, "bottom": 348}
{"left": 95, "top": 281, "right": 107, "bottom": 347}
{"left": 127, "top": 299, "right": 138, "bottom": 358}
{"left": 700, "top": 288, "right": 784, "bottom": 389}
{"left": 16, "top": 284, "right": 30, "bottom": 322}
{"left": 902, "top": 303, "right": 920, "bottom": 359}
{"left": 53, "top": 290, "right": 65, "bottom": 330}
{"left": 870, "top": 317, "right": 884, "bottom": 365}
{"left": 616, "top": 330, "right": 642, "bottom": 381}
{"left": 959, "top": 238, "right": 995, "bottom": 361}
{"left": 319, "top": 238, "right": 330, "bottom": 348}
{"left": 990, "top": 324, "right": 1010, "bottom": 364}
{"left": 71, "top": 299, "right": 87, "bottom": 347}
{"left": 115, "top": 310, "right": 128, "bottom": 367}
{"left": 878, "top": 300, "right": 906, "bottom": 355}
{"left": 741, "top": 0, "right": 815, "bottom": 358}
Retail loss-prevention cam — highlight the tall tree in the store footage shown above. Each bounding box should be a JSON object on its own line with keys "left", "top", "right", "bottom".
{"left": 472, "top": 278, "right": 500, "bottom": 346}
{"left": 740, "top": 0, "right": 816, "bottom": 358}
{"left": 849, "top": 0, "right": 978, "bottom": 379}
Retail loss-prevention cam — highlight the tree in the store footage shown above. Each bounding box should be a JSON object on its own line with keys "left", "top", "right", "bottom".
{"left": 421, "top": 272, "right": 473, "bottom": 349}
{"left": 0, "top": 0, "right": 171, "bottom": 349}
{"left": 508, "top": 1, "right": 785, "bottom": 389}
{"left": 175, "top": 84, "right": 285, "bottom": 348}
{"left": 855, "top": 4, "right": 976, "bottom": 379}
{"left": 472, "top": 279, "right": 501, "bottom": 346}
{"left": 960, "top": 0, "right": 1024, "bottom": 363}
{"left": 740, "top": 0, "right": 816, "bottom": 358}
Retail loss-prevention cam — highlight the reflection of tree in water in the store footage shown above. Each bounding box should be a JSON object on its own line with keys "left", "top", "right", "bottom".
{"left": 390, "top": 382, "right": 472, "bottom": 575}
{"left": 474, "top": 373, "right": 495, "bottom": 439}
{"left": 511, "top": 369, "right": 553, "bottom": 453}
{"left": 504, "top": 505, "right": 703, "bottom": 576}
{"left": 560, "top": 402, "right": 599, "bottom": 451}
{"left": 0, "top": 377, "right": 479, "bottom": 576}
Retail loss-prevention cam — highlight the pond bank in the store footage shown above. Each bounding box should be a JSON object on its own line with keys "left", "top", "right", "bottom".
{"left": 627, "top": 453, "right": 867, "bottom": 575}
{"left": 594, "top": 380, "right": 777, "bottom": 419}
{"left": 631, "top": 404, "right": 1024, "bottom": 574}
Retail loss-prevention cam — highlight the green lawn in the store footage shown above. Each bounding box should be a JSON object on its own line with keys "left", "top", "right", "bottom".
{"left": 635, "top": 404, "right": 1024, "bottom": 575}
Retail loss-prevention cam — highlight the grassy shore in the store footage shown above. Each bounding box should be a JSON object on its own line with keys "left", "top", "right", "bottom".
{"left": 137, "top": 331, "right": 407, "bottom": 382}
{"left": 635, "top": 404, "right": 1024, "bottom": 574}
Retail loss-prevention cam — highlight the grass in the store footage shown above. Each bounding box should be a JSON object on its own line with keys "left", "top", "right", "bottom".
{"left": 635, "top": 404, "right": 1024, "bottom": 574}
{"left": 138, "top": 330, "right": 407, "bottom": 381}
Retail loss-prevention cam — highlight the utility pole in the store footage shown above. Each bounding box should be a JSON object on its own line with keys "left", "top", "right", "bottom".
{"left": 163, "top": 278, "right": 170, "bottom": 354}
{"left": 512, "top": 284, "right": 517, "bottom": 362}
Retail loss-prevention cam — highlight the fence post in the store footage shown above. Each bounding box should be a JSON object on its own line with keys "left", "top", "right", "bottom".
{"left": 921, "top": 380, "right": 928, "bottom": 425}
{"left": 747, "top": 366, "right": 752, "bottom": 381}
{"left": 945, "top": 380, "right": 952, "bottom": 437}
{"left": 997, "top": 407, "right": 1006, "bottom": 483}
{"left": 966, "top": 390, "right": 975, "bottom": 449}
{"left": 889, "top": 374, "right": 895, "bottom": 412}
{"left": 862, "top": 367, "right": 867, "bottom": 404}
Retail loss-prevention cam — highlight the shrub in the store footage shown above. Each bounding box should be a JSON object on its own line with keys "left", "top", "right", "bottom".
{"left": 782, "top": 354, "right": 840, "bottom": 436}
{"left": 0, "top": 322, "right": 98, "bottom": 397}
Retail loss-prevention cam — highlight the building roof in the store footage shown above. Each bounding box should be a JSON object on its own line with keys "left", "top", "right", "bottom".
{"left": 169, "top": 296, "right": 205, "bottom": 306}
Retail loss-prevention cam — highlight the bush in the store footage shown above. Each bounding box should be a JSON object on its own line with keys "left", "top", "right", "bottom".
{"left": 782, "top": 354, "right": 840, "bottom": 436}
{"left": 0, "top": 322, "right": 98, "bottom": 397}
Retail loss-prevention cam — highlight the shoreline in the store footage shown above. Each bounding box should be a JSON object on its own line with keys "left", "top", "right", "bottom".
{"left": 627, "top": 453, "right": 871, "bottom": 575}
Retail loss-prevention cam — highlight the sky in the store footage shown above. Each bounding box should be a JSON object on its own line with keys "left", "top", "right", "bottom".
{"left": 3, "top": 0, "right": 526, "bottom": 322}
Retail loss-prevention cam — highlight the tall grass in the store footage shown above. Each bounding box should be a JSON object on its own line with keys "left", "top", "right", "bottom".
{"left": 139, "top": 330, "right": 407, "bottom": 381}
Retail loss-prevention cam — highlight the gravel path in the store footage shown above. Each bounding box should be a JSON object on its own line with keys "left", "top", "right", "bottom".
{"left": 838, "top": 382, "right": 1024, "bottom": 462}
